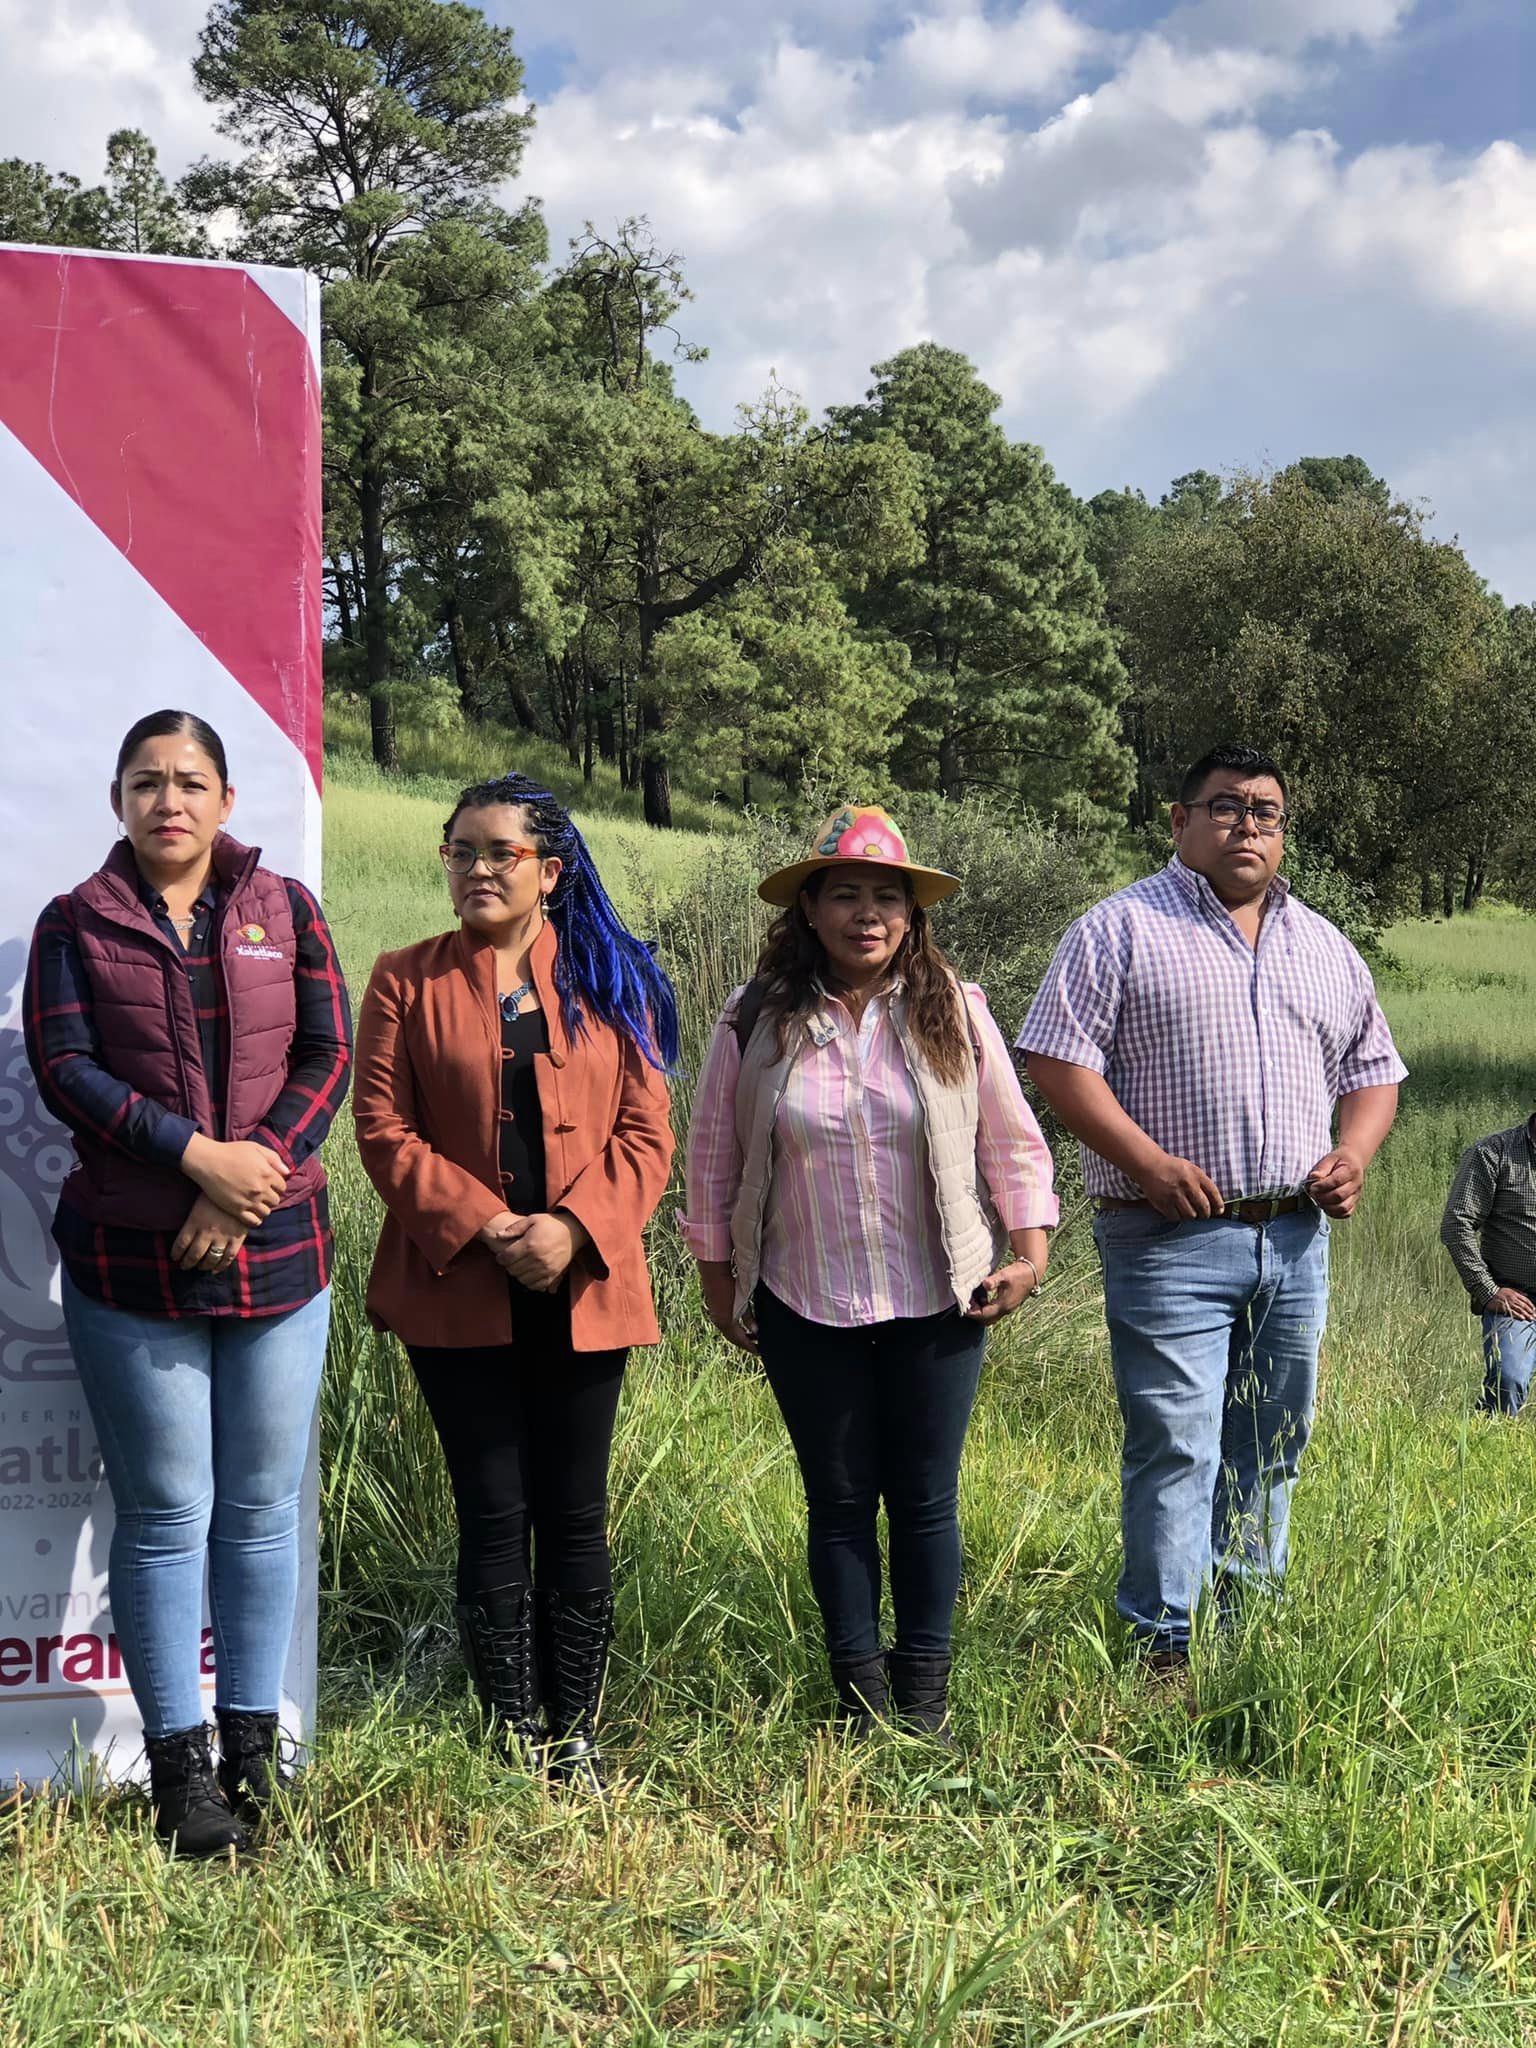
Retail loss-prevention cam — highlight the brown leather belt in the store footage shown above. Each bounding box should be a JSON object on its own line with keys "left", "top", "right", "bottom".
{"left": 1095, "top": 1195, "right": 1305, "bottom": 1224}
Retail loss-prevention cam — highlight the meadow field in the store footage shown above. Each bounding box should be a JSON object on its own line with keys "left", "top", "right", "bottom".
{"left": 9, "top": 739, "right": 1536, "bottom": 2046}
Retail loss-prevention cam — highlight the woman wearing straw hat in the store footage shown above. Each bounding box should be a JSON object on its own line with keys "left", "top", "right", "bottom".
{"left": 682, "top": 805, "right": 1057, "bottom": 1741}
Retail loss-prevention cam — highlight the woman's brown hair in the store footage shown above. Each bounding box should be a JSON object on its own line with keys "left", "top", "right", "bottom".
{"left": 749, "top": 872, "right": 971, "bottom": 1083}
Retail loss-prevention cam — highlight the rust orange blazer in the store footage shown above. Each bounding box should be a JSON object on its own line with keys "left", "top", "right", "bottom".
{"left": 352, "top": 918, "right": 674, "bottom": 1351}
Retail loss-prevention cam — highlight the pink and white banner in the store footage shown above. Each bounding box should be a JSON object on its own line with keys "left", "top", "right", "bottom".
{"left": 0, "top": 245, "right": 323, "bottom": 1786}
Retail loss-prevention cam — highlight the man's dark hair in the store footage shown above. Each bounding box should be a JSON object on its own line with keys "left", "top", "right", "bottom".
{"left": 1179, "top": 743, "right": 1288, "bottom": 807}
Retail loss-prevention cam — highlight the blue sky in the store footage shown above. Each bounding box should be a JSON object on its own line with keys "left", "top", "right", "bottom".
{"left": 516, "top": 0, "right": 1535, "bottom": 158}
{"left": 1302, "top": 0, "right": 1532, "bottom": 155}
{"left": 5, "top": 0, "right": 1533, "bottom": 597}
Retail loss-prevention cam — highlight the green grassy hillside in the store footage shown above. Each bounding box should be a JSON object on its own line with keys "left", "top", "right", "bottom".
{"left": 8, "top": 773, "right": 1536, "bottom": 2047}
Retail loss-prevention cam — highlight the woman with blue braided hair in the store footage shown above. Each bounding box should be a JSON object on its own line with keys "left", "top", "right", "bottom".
{"left": 353, "top": 773, "right": 676, "bottom": 1792}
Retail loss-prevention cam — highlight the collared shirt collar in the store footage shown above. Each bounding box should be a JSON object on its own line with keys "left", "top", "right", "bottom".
{"left": 1167, "top": 853, "right": 1290, "bottom": 919}
{"left": 811, "top": 971, "right": 904, "bottom": 1002}
{"left": 134, "top": 867, "right": 218, "bottom": 920}
{"left": 811, "top": 972, "right": 903, "bottom": 1031}
{"left": 800, "top": 972, "right": 901, "bottom": 1050}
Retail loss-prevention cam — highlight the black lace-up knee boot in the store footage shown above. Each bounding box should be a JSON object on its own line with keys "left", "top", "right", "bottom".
{"left": 537, "top": 1587, "right": 614, "bottom": 1793}
{"left": 456, "top": 1582, "right": 544, "bottom": 1765}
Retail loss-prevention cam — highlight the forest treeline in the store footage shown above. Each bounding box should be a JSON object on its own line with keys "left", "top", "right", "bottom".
{"left": 5, "top": 0, "right": 1532, "bottom": 922}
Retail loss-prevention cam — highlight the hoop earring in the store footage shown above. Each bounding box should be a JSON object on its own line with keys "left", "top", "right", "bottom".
{"left": 116, "top": 821, "right": 127, "bottom": 840}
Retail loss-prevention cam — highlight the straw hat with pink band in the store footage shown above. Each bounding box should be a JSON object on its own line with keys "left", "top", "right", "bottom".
{"left": 757, "top": 805, "right": 961, "bottom": 910}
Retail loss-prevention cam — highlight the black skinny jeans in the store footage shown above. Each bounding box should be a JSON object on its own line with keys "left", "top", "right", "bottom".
{"left": 755, "top": 1284, "right": 986, "bottom": 1661}
{"left": 406, "top": 1281, "right": 627, "bottom": 1602}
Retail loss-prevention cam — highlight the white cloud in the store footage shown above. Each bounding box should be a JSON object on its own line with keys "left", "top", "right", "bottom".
{"left": 0, "top": 0, "right": 1528, "bottom": 597}
{"left": 0, "top": 0, "right": 212, "bottom": 178}
{"left": 892, "top": 0, "right": 1101, "bottom": 103}
{"left": 34, "top": 13, "right": 159, "bottom": 78}
{"left": 1093, "top": 33, "right": 1305, "bottom": 126}
{"left": 1323, "top": 140, "right": 1536, "bottom": 330}
{"left": 530, "top": 68, "right": 990, "bottom": 413}
{"left": 511, "top": 0, "right": 902, "bottom": 89}
{"left": 524, "top": 9, "right": 1536, "bottom": 597}
{"left": 952, "top": 35, "right": 1310, "bottom": 255}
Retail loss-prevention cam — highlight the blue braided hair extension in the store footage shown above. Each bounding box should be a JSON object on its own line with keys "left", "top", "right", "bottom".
{"left": 443, "top": 773, "right": 680, "bottom": 1070}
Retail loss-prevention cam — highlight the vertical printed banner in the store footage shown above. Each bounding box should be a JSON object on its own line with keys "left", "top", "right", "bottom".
{"left": 0, "top": 245, "right": 323, "bottom": 1786}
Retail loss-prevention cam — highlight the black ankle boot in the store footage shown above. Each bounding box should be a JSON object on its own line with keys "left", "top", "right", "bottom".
{"left": 889, "top": 1651, "right": 953, "bottom": 1744}
{"left": 830, "top": 1651, "right": 889, "bottom": 1738}
{"left": 215, "top": 1708, "right": 289, "bottom": 1823}
{"left": 144, "top": 1724, "right": 246, "bottom": 1857}
{"left": 456, "top": 1583, "right": 544, "bottom": 1764}
{"left": 537, "top": 1587, "right": 614, "bottom": 1793}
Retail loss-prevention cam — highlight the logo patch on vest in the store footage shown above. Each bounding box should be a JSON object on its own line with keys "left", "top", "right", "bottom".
{"left": 233, "top": 919, "right": 285, "bottom": 961}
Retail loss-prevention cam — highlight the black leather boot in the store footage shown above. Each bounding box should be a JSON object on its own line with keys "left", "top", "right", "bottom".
{"left": 889, "top": 1651, "right": 953, "bottom": 1744}
{"left": 537, "top": 1587, "right": 614, "bottom": 1793}
{"left": 456, "top": 1582, "right": 544, "bottom": 1765}
{"left": 215, "top": 1708, "right": 289, "bottom": 1823}
{"left": 829, "top": 1651, "right": 889, "bottom": 1738}
{"left": 144, "top": 1724, "right": 247, "bottom": 1857}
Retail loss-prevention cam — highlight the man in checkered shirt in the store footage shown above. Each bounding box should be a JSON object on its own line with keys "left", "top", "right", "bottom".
{"left": 1020, "top": 743, "right": 1404, "bottom": 1669}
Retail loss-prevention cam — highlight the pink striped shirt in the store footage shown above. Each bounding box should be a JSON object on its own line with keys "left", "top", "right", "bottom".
{"left": 681, "top": 983, "right": 1058, "bottom": 1327}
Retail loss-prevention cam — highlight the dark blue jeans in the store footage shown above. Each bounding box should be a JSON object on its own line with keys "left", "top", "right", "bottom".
{"left": 755, "top": 1285, "right": 986, "bottom": 1661}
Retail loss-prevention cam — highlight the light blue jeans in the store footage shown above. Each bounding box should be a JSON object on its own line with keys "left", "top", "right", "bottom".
{"left": 1092, "top": 1207, "right": 1330, "bottom": 1652}
{"left": 61, "top": 1275, "right": 330, "bottom": 1737}
{"left": 1480, "top": 1314, "right": 1536, "bottom": 1415}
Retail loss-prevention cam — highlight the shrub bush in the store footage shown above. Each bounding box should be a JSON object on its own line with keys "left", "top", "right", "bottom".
{"left": 1282, "top": 839, "right": 1384, "bottom": 955}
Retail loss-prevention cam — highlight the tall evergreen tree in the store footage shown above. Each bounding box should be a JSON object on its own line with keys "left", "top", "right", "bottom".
{"left": 0, "top": 159, "right": 102, "bottom": 247}
{"left": 1082, "top": 486, "right": 1163, "bottom": 828}
{"left": 98, "top": 131, "right": 207, "bottom": 256}
{"left": 0, "top": 132, "right": 204, "bottom": 255}
{"left": 1160, "top": 469, "right": 1226, "bottom": 522}
{"left": 1281, "top": 453, "right": 1392, "bottom": 510}
{"left": 547, "top": 224, "right": 920, "bottom": 826}
{"left": 832, "top": 344, "right": 1130, "bottom": 831}
{"left": 185, "top": 0, "right": 544, "bottom": 769}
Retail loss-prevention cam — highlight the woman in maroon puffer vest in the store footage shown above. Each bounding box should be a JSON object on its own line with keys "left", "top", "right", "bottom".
{"left": 23, "top": 710, "right": 352, "bottom": 1858}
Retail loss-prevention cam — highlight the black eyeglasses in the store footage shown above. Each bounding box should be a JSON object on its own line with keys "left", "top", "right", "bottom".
{"left": 440, "top": 843, "right": 541, "bottom": 876}
{"left": 1187, "top": 797, "right": 1288, "bottom": 836}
